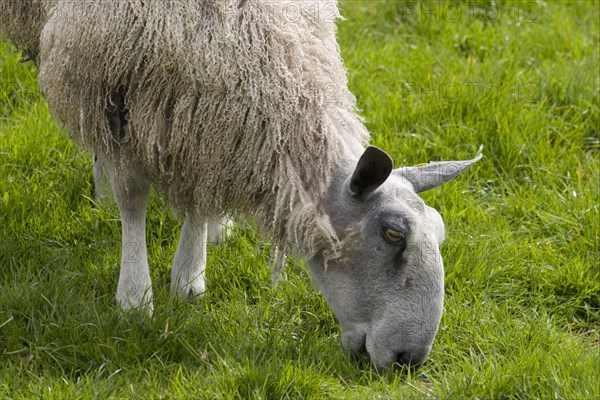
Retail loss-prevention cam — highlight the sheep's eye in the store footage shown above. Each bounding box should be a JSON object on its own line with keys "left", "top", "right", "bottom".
{"left": 384, "top": 229, "right": 404, "bottom": 242}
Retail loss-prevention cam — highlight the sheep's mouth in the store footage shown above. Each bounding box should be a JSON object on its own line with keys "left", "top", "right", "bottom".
{"left": 357, "top": 335, "right": 368, "bottom": 356}
{"left": 391, "top": 353, "right": 428, "bottom": 373}
{"left": 347, "top": 334, "right": 369, "bottom": 364}
{"left": 346, "top": 335, "right": 429, "bottom": 372}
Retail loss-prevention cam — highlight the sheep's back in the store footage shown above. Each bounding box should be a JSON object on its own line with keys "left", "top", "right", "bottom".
{"left": 0, "top": 0, "right": 56, "bottom": 60}
{"left": 39, "top": 0, "right": 366, "bottom": 218}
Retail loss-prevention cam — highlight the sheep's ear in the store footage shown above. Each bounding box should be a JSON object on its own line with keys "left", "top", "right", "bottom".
{"left": 348, "top": 146, "right": 393, "bottom": 198}
{"left": 394, "top": 147, "right": 483, "bottom": 193}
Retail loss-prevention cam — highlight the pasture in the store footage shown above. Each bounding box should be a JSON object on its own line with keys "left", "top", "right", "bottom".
{"left": 0, "top": 0, "right": 598, "bottom": 398}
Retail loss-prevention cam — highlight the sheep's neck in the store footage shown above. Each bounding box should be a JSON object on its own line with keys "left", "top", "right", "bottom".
{"left": 257, "top": 117, "right": 366, "bottom": 259}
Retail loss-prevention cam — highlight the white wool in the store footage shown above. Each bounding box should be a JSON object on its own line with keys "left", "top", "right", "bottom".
{"left": 0, "top": 0, "right": 55, "bottom": 60}
{"left": 38, "top": 0, "right": 370, "bottom": 264}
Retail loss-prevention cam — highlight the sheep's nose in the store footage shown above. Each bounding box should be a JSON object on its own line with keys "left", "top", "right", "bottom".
{"left": 394, "top": 349, "right": 428, "bottom": 369}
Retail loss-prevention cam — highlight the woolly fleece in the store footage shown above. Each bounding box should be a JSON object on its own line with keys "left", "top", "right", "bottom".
{"left": 38, "top": 0, "right": 370, "bottom": 262}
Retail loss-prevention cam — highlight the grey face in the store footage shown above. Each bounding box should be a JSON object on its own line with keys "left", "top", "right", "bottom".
{"left": 308, "top": 146, "right": 481, "bottom": 371}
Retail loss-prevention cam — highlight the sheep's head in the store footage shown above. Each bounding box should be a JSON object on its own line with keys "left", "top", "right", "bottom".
{"left": 307, "top": 146, "right": 481, "bottom": 371}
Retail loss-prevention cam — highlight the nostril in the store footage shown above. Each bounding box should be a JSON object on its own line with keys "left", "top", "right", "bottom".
{"left": 395, "top": 351, "right": 412, "bottom": 367}
{"left": 394, "top": 351, "right": 425, "bottom": 370}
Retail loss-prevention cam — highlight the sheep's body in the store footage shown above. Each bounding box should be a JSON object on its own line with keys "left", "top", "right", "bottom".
{"left": 0, "top": 0, "right": 51, "bottom": 60}
{"left": 4, "top": 0, "right": 482, "bottom": 370}
{"left": 40, "top": 0, "right": 367, "bottom": 259}
{"left": 0, "top": 0, "right": 111, "bottom": 200}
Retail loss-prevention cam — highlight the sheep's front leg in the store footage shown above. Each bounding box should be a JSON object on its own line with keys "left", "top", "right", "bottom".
{"left": 171, "top": 212, "right": 208, "bottom": 299}
{"left": 110, "top": 165, "right": 153, "bottom": 311}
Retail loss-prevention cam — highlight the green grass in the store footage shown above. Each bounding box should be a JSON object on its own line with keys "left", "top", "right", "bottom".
{"left": 1, "top": 1, "right": 598, "bottom": 398}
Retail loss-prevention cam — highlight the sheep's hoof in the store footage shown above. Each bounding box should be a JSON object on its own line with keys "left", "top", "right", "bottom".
{"left": 116, "top": 295, "right": 154, "bottom": 316}
{"left": 116, "top": 279, "right": 154, "bottom": 315}
{"left": 187, "top": 287, "right": 205, "bottom": 299}
{"left": 171, "top": 278, "right": 206, "bottom": 301}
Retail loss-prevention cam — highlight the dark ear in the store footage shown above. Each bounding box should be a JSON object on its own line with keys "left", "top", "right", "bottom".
{"left": 394, "top": 147, "right": 483, "bottom": 193}
{"left": 349, "top": 146, "right": 393, "bottom": 198}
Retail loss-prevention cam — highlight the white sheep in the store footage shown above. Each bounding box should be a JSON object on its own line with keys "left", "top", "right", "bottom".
{"left": 6, "top": 0, "right": 481, "bottom": 370}
{"left": 0, "top": 0, "right": 47, "bottom": 61}
{"left": 0, "top": 0, "right": 110, "bottom": 200}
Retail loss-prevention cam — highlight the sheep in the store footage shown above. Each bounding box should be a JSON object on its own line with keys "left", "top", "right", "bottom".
{"left": 0, "top": 0, "right": 47, "bottom": 61}
{"left": 0, "top": 0, "right": 109, "bottom": 200}
{"left": 6, "top": 0, "right": 481, "bottom": 371}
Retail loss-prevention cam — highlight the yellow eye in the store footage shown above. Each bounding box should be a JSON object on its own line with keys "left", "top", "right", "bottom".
{"left": 384, "top": 229, "right": 404, "bottom": 242}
